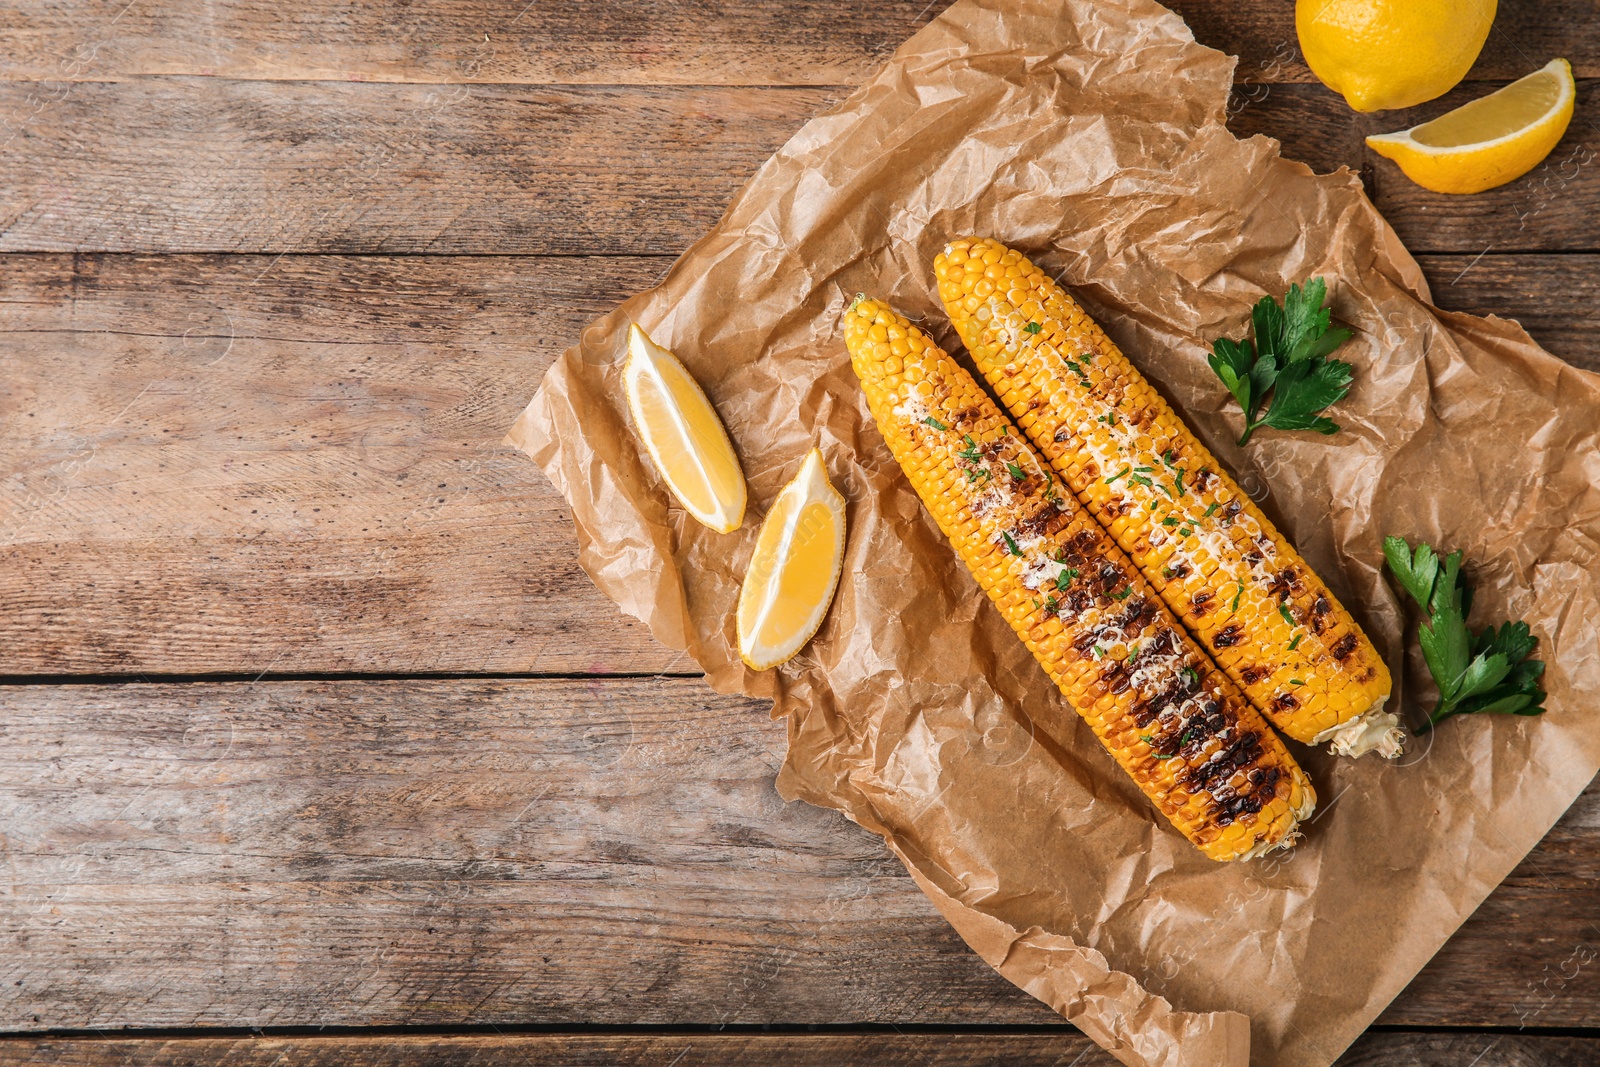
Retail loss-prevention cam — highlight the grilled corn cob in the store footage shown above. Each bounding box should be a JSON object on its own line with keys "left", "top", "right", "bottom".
{"left": 934, "top": 237, "right": 1399, "bottom": 758}
{"left": 845, "top": 296, "right": 1315, "bottom": 862}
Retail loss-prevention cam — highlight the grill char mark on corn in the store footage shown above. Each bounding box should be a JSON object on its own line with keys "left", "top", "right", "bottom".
{"left": 843, "top": 296, "right": 1315, "bottom": 862}
{"left": 934, "top": 237, "right": 1398, "bottom": 755}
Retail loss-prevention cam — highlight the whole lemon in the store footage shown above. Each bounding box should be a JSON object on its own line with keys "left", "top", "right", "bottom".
{"left": 1296, "top": 0, "right": 1496, "bottom": 112}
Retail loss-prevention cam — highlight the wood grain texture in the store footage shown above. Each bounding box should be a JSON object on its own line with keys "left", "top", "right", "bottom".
{"left": 2, "top": 77, "right": 1598, "bottom": 256}
{"left": 0, "top": 79, "right": 836, "bottom": 256}
{"left": 5, "top": 1031, "right": 1600, "bottom": 1067}
{"left": 0, "top": 680, "right": 1053, "bottom": 1030}
{"left": 1419, "top": 254, "right": 1600, "bottom": 366}
{"left": 3, "top": 252, "right": 1587, "bottom": 675}
{"left": 0, "top": 0, "right": 1592, "bottom": 86}
{"left": 0, "top": 1033, "right": 1113, "bottom": 1067}
{"left": 0, "top": 0, "right": 949, "bottom": 86}
{"left": 3, "top": 253, "right": 1593, "bottom": 677}
{"left": 0, "top": 253, "right": 679, "bottom": 675}
{"left": 0, "top": 679, "right": 1595, "bottom": 1030}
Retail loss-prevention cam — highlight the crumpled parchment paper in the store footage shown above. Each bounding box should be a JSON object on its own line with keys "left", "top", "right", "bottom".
{"left": 507, "top": 1, "right": 1600, "bottom": 1063}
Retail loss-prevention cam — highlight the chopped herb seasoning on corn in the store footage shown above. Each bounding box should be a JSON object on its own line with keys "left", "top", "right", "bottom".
{"left": 935, "top": 237, "right": 1400, "bottom": 759}
{"left": 844, "top": 295, "right": 1315, "bottom": 861}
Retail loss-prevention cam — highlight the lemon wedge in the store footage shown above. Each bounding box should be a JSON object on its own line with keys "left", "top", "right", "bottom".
{"left": 736, "top": 448, "right": 846, "bottom": 671}
{"left": 624, "top": 323, "right": 746, "bottom": 533}
{"left": 1366, "top": 59, "right": 1575, "bottom": 194}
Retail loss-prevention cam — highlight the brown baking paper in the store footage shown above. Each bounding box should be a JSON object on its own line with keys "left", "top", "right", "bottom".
{"left": 506, "top": 0, "right": 1600, "bottom": 1063}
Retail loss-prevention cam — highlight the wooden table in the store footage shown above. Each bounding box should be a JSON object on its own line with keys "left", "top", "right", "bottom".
{"left": 1, "top": 2, "right": 1596, "bottom": 1064}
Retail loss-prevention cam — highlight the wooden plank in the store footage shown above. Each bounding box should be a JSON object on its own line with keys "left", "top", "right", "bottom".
{"left": 4, "top": 1030, "right": 1599, "bottom": 1067}
{"left": 0, "top": 1033, "right": 1116, "bottom": 1067}
{"left": 3, "top": 252, "right": 1593, "bottom": 676}
{"left": 0, "top": 679, "right": 1057, "bottom": 1029}
{"left": 0, "top": 0, "right": 950, "bottom": 86}
{"left": 1419, "top": 254, "right": 1600, "bottom": 370}
{"left": 0, "top": 253, "right": 679, "bottom": 675}
{"left": 0, "top": 679, "right": 1595, "bottom": 1030}
{"left": 0, "top": 79, "right": 833, "bottom": 255}
{"left": 0, "top": 0, "right": 1591, "bottom": 86}
{"left": 1, "top": 77, "right": 1596, "bottom": 256}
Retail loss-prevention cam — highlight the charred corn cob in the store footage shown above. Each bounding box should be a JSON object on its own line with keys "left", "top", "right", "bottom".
{"left": 845, "top": 296, "right": 1315, "bottom": 862}
{"left": 935, "top": 237, "right": 1399, "bottom": 758}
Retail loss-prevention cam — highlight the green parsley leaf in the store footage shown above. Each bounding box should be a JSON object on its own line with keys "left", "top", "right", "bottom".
{"left": 1002, "top": 531, "right": 1023, "bottom": 557}
{"left": 1152, "top": 752, "right": 1175, "bottom": 760}
{"left": 1207, "top": 278, "right": 1356, "bottom": 445}
{"left": 1182, "top": 667, "right": 1200, "bottom": 688}
{"left": 1129, "top": 474, "right": 1153, "bottom": 489}
{"left": 1384, "top": 535, "right": 1548, "bottom": 731}
{"left": 1023, "top": 321, "right": 1042, "bottom": 335}
{"left": 1111, "top": 587, "right": 1134, "bottom": 601}
{"left": 1055, "top": 567, "right": 1079, "bottom": 591}
{"left": 923, "top": 415, "right": 948, "bottom": 431}
{"left": 1064, "top": 359, "right": 1087, "bottom": 379}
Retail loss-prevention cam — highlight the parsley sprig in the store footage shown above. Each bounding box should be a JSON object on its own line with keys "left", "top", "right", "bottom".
{"left": 1384, "top": 536, "right": 1547, "bottom": 732}
{"left": 1207, "top": 278, "right": 1355, "bottom": 445}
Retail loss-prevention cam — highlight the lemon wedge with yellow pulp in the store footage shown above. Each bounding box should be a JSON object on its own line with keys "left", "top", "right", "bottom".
{"left": 1297, "top": 0, "right": 1495, "bottom": 113}
{"left": 624, "top": 323, "right": 747, "bottom": 533}
{"left": 736, "top": 448, "right": 846, "bottom": 671}
{"left": 1366, "top": 59, "right": 1575, "bottom": 194}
